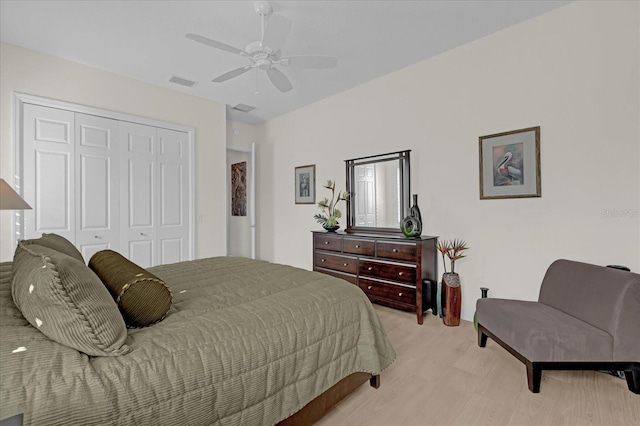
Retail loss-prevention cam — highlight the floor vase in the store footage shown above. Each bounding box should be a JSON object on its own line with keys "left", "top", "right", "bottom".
{"left": 442, "top": 272, "right": 461, "bottom": 326}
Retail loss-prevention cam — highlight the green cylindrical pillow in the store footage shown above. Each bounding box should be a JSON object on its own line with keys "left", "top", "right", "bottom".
{"left": 89, "top": 250, "right": 173, "bottom": 328}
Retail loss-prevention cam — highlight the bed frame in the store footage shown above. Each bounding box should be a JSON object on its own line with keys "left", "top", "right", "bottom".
{"left": 278, "top": 373, "right": 380, "bottom": 425}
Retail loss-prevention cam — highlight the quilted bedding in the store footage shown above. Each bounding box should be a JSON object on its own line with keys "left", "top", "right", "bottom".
{"left": 0, "top": 257, "right": 395, "bottom": 425}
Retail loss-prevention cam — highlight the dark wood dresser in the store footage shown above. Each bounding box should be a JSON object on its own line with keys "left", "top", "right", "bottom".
{"left": 312, "top": 231, "right": 438, "bottom": 324}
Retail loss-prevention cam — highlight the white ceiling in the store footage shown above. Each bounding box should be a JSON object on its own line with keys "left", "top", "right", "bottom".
{"left": 0, "top": 0, "right": 570, "bottom": 124}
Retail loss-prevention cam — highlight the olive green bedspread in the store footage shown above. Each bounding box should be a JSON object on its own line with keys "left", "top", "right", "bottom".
{"left": 0, "top": 257, "right": 395, "bottom": 425}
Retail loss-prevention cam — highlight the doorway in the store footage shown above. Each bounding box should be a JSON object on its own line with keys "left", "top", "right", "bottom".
{"left": 226, "top": 143, "right": 255, "bottom": 258}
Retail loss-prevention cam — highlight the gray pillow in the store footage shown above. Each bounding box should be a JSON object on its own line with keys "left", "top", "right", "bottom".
{"left": 11, "top": 242, "right": 130, "bottom": 356}
{"left": 21, "top": 233, "right": 85, "bottom": 264}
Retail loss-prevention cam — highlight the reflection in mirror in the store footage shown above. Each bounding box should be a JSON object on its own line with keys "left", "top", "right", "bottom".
{"left": 353, "top": 161, "right": 401, "bottom": 228}
{"left": 346, "top": 150, "right": 410, "bottom": 234}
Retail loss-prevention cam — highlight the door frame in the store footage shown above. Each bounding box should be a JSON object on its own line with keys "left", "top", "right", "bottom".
{"left": 226, "top": 143, "right": 256, "bottom": 259}
{"left": 12, "top": 92, "right": 196, "bottom": 260}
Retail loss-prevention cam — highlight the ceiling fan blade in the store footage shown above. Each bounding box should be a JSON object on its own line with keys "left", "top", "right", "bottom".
{"left": 283, "top": 56, "right": 338, "bottom": 69}
{"left": 266, "top": 67, "right": 293, "bottom": 93}
{"left": 262, "top": 14, "right": 291, "bottom": 52}
{"left": 186, "top": 33, "right": 246, "bottom": 56}
{"left": 212, "top": 66, "right": 253, "bottom": 83}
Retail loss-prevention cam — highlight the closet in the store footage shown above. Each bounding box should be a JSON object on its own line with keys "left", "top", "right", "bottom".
{"left": 19, "top": 98, "right": 193, "bottom": 267}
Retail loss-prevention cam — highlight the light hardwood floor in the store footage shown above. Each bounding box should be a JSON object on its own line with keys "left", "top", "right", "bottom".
{"left": 317, "top": 305, "right": 639, "bottom": 426}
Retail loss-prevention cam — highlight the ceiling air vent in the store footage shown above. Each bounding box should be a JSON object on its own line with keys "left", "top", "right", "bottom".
{"left": 168, "top": 75, "right": 196, "bottom": 87}
{"left": 231, "top": 104, "right": 256, "bottom": 113}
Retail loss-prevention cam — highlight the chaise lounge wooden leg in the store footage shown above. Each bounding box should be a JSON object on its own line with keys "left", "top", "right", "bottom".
{"left": 624, "top": 370, "right": 640, "bottom": 394}
{"left": 478, "top": 327, "right": 488, "bottom": 348}
{"left": 526, "top": 361, "right": 541, "bottom": 393}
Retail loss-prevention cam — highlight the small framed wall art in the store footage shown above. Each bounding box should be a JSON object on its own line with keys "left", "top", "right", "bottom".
{"left": 231, "top": 161, "right": 247, "bottom": 216}
{"left": 479, "top": 126, "right": 541, "bottom": 199}
{"left": 294, "top": 164, "right": 316, "bottom": 204}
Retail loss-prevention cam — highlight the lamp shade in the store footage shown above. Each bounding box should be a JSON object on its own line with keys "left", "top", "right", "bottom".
{"left": 0, "top": 179, "right": 31, "bottom": 210}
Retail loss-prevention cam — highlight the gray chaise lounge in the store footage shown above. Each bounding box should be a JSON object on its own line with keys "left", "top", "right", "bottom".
{"left": 477, "top": 259, "right": 640, "bottom": 393}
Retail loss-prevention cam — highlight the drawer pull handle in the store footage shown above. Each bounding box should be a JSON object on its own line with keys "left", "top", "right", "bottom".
{"left": 355, "top": 244, "right": 360, "bottom": 248}
{"left": 321, "top": 259, "right": 326, "bottom": 262}
{"left": 392, "top": 248, "right": 398, "bottom": 253}
{"left": 343, "top": 263, "right": 348, "bottom": 266}
{"left": 398, "top": 272, "right": 404, "bottom": 276}
{"left": 367, "top": 286, "right": 372, "bottom": 290}
{"left": 367, "top": 267, "right": 373, "bottom": 271}
{"left": 325, "top": 241, "right": 330, "bottom": 245}
{"left": 398, "top": 292, "right": 404, "bottom": 297}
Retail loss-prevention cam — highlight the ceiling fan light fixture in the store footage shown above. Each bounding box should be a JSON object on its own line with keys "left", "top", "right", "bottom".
{"left": 254, "top": 1, "right": 273, "bottom": 17}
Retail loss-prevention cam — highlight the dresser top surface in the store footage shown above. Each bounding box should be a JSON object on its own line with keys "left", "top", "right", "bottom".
{"left": 312, "top": 231, "right": 437, "bottom": 241}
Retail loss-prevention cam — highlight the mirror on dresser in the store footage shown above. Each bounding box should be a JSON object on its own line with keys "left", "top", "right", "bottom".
{"left": 345, "top": 150, "right": 410, "bottom": 234}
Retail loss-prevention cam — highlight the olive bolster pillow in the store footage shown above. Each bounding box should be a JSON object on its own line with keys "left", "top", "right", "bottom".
{"left": 89, "top": 250, "right": 173, "bottom": 328}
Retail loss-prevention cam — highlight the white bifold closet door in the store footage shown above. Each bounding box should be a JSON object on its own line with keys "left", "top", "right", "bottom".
{"left": 22, "top": 105, "right": 121, "bottom": 263}
{"left": 120, "top": 122, "right": 189, "bottom": 267}
{"left": 74, "top": 113, "right": 120, "bottom": 261}
{"left": 23, "top": 104, "right": 76, "bottom": 244}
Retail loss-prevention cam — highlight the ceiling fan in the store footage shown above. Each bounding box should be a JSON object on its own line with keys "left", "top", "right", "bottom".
{"left": 186, "top": 1, "right": 337, "bottom": 93}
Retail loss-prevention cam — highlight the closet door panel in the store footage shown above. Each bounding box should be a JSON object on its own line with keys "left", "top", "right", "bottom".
{"left": 35, "top": 151, "right": 71, "bottom": 232}
{"left": 159, "top": 163, "right": 182, "bottom": 226}
{"left": 157, "top": 128, "right": 189, "bottom": 264}
{"left": 160, "top": 238, "right": 182, "bottom": 265}
{"left": 23, "top": 104, "right": 75, "bottom": 242}
{"left": 129, "top": 240, "right": 154, "bottom": 267}
{"left": 75, "top": 113, "right": 120, "bottom": 261}
{"left": 80, "top": 155, "right": 109, "bottom": 228}
{"left": 129, "top": 160, "right": 154, "bottom": 227}
{"left": 120, "top": 122, "right": 157, "bottom": 267}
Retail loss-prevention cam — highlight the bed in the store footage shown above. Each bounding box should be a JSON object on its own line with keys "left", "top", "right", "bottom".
{"left": 0, "top": 254, "right": 395, "bottom": 425}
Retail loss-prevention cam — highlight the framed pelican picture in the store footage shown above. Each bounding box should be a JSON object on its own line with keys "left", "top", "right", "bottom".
{"left": 479, "top": 126, "right": 541, "bottom": 199}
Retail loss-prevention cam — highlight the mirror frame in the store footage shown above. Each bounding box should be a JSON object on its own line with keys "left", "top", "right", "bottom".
{"left": 345, "top": 150, "right": 411, "bottom": 235}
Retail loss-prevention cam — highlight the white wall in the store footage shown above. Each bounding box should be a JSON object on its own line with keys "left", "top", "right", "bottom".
{"left": 256, "top": 1, "right": 640, "bottom": 320}
{"left": 226, "top": 120, "right": 257, "bottom": 257}
{"left": 0, "top": 43, "right": 227, "bottom": 261}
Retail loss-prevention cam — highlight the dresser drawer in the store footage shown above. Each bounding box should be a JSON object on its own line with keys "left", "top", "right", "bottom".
{"left": 343, "top": 238, "right": 375, "bottom": 256}
{"left": 314, "top": 234, "right": 343, "bottom": 252}
{"left": 359, "top": 259, "right": 416, "bottom": 284}
{"left": 314, "top": 267, "right": 357, "bottom": 285}
{"left": 314, "top": 252, "right": 358, "bottom": 274}
{"left": 359, "top": 278, "right": 416, "bottom": 306}
{"left": 376, "top": 241, "right": 417, "bottom": 261}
